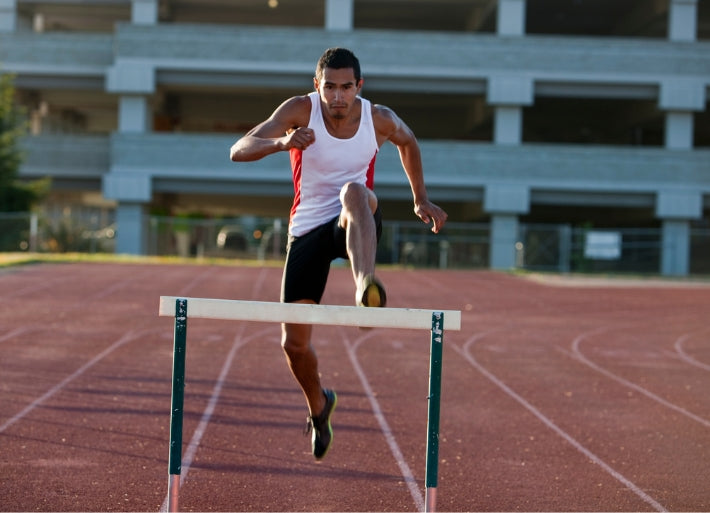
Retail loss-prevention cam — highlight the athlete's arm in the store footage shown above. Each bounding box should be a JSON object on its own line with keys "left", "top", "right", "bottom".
{"left": 230, "top": 96, "right": 314, "bottom": 162}
{"left": 373, "top": 105, "right": 448, "bottom": 233}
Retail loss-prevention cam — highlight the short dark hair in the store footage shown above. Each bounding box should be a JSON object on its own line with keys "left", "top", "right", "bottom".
{"left": 315, "top": 47, "right": 362, "bottom": 82}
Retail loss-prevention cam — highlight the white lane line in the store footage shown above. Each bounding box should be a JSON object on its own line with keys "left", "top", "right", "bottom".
{"left": 159, "top": 324, "right": 278, "bottom": 512}
{"left": 160, "top": 266, "right": 270, "bottom": 512}
{"left": 181, "top": 326, "right": 277, "bottom": 483}
{"left": 342, "top": 329, "right": 425, "bottom": 513}
{"left": 0, "top": 274, "right": 75, "bottom": 300}
{"left": 1, "top": 266, "right": 217, "bottom": 436}
{"left": 454, "top": 332, "right": 667, "bottom": 513}
{"left": 674, "top": 331, "right": 710, "bottom": 372}
{"left": 0, "top": 328, "right": 151, "bottom": 434}
{"left": 572, "top": 329, "right": 710, "bottom": 428}
{"left": 0, "top": 327, "right": 34, "bottom": 344}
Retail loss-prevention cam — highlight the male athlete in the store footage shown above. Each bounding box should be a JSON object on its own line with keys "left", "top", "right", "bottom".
{"left": 230, "top": 47, "right": 447, "bottom": 459}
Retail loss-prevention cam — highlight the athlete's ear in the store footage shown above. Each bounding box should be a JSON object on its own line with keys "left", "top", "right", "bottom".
{"left": 313, "top": 76, "right": 319, "bottom": 91}
{"left": 356, "top": 78, "right": 364, "bottom": 93}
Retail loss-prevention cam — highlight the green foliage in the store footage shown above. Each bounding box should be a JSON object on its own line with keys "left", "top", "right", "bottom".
{"left": 0, "top": 73, "right": 45, "bottom": 213}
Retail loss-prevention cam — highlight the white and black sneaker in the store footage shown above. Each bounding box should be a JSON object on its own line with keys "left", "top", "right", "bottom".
{"left": 305, "top": 389, "right": 337, "bottom": 460}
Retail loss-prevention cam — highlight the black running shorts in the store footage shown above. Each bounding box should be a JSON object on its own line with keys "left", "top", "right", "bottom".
{"left": 281, "top": 208, "right": 382, "bottom": 304}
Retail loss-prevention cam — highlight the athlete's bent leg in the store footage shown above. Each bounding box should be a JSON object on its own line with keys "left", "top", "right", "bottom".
{"left": 338, "top": 182, "right": 383, "bottom": 305}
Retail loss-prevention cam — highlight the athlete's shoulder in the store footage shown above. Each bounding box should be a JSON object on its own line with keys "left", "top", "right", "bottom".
{"left": 280, "top": 94, "right": 313, "bottom": 113}
{"left": 370, "top": 102, "right": 402, "bottom": 139}
{"left": 273, "top": 94, "right": 313, "bottom": 128}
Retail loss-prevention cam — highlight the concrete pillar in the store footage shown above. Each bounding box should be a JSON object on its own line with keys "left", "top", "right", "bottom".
{"left": 485, "top": 184, "right": 530, "bottom": 270}
{"left": 118, "top": 95, "right": 150, "bottom": 133}
{"left": 325, "top": 0, "right": 353, "bottom": 31}
{"left": 106, "top": 61, "right": 156, "bottom": 254}
{"left": 656, "top": 189, "right": 701, "bottom": 276}
{"left": 660, "top": 78, "right": 705, "bottom": 150}
{"left": 107, "top": 60, "right": 154, "bottom": 133}
{"left": 494, "top": 106, "right": 522, "bottom": 145}
{"left": 0, "top": 0, "right": 16, "bottom": 32}
{"left": 487, "top": 75, "right": 533, "bottom": 145}
{"left": 497, "top": 0, "right": 525, "bottom": 36}
{"left": 490, "top": 214, "right": 519, "bottom": 269}
{"left": 669, "top": 0, "right": 697, "bottom": 42}
{"left": 132, "top": 0, "right": 158, "bottom": 25}
{"left": 115, "top": 202, "right": 148, "bottom": 254}
{"left": 661, "top": 220, "right": 691, "bottom": 276}
{"left": 103, "top": 172, "right": 152, "bottom": 255}
{"left": 665, "top": 111, "right": 693, "bottom": 150}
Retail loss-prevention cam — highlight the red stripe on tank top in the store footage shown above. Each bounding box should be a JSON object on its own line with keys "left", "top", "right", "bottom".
{"left": 289, "top": 148, "right": 303, "bottom": 223}
{"left": 366, "top": 152, "right": 377, "bottom": 190}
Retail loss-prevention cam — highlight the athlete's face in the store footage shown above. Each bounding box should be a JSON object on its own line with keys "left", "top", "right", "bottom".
{"left": 314, "top": 67, "right": 363, "bottom": 120}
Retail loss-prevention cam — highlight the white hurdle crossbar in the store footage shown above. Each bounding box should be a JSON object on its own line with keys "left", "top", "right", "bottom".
{"left": 158, "top": 296, "right": 462, "bottom": 513}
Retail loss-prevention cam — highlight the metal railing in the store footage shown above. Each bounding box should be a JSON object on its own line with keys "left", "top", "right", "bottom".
{"left": 3, "top": 211, "right": 709, "bottom": 275}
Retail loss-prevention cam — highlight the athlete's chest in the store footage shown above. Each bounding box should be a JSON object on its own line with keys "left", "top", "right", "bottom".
{"left": 321, "top": 115, "right": 361, "bottom": 139}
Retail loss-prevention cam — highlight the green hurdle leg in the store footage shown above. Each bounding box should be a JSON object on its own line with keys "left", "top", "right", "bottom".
{"left": 425, "top": 312, "right": 444, "bottom": 513}
{"left": 168, "top": 298, "right": 188, "bottom": 513}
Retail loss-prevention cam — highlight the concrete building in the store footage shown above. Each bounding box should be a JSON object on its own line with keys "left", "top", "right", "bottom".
{"left": 1, "top": 0, "right": 709, "bottom": 274}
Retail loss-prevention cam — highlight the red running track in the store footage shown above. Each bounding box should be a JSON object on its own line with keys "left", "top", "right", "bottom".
{"left": 1, "top": 262, "right": 710, "bottom": 511}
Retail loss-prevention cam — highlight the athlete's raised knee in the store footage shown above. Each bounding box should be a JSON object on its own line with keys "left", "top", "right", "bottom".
{"left": 339, "top": 182, "right": 377, "bottom": 214}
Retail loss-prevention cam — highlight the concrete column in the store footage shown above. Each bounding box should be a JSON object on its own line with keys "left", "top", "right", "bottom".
{"left": 325, "top": 0, "right": 353, "bottom": 31}
{"left": 656, "top": 189, "right": 701, "bottom": 276}
{"left": 115, "top": 202, "right": 148, "bottom": 254}
{"left": 665, "top": 111, "right": 693, "bottom": 150}
{"left": 494, "top": 106, "right": 522, "bottom": 145}
{"left": 497, "top": 0, "right": 525, "bottom": 36}
{"left": 487, "top": 75, "right": 533, "bottom": 145}
{"left": 660, "top": 78, "right": 705, "bottom": 150}
{"left": 119, "top": 95, "right": 150, "bottom": 133}
{"left": 669, "top": 0, "right": 697, "bottom": 42}
{"left": 103, "top": 172, "right": 152, "bottom": 255}
{"left": 0, "top": 0, "right": 16, "bottom": 32}
{"left": 661, "top": 219, "right": 690, "bottom": 276}
{"left": 131, "top": 0, "right": 158, "bottom": 25}
{"left": 485, "top": 183, "right": 530, "bottom": 270}
{"left": 490, "top": 214, "right": 519, "bottom": 269}
{"left": 107, "top": 60, "right": 155, "bottom": 133}
{"left": 106, "top": 61, "right": 155, "bottom": 254}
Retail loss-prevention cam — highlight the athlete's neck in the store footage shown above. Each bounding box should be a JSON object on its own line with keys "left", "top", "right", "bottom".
{"left": 321, "top": 98, "right": 361, "bottom": 139}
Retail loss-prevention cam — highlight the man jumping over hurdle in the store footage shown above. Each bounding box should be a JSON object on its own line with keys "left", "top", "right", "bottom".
{"left": 229, "top": 47, "right": 448, "bottom": 460}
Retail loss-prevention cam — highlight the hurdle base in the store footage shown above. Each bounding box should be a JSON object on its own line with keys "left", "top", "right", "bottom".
{"left": 168, "top": 474, "right": 179, "bottom": 512}
{"left": 425, "top": 486, "right": 437, "bottom": 512}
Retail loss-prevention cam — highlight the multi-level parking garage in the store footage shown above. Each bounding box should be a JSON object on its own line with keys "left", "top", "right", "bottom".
{"left": 1, "top": 0, "right": 709, "bottom": 274}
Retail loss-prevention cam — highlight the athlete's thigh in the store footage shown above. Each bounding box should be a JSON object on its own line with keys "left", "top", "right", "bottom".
{"left": 281, "top": 223, "right": 336, "bottom": 303}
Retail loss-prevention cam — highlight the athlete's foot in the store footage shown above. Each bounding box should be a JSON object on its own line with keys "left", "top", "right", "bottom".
{"left": 305, "top": 389, "right": 337, "bottom": 460}
{"left": 357, "top": 274, "right": 386, "bottom": 308}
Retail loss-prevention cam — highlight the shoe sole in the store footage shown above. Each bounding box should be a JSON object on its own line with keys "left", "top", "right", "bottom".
{"left": 359, "top": 276, "right": 386, "bottom": 308}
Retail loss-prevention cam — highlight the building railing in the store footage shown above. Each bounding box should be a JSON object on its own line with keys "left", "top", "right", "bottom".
{"left": 3, "top": 25, "right": 708, "bottom": 93}
{"left": 3, "top": 211, "right": 710, "bottom": 276}
{"left": 0, "top": 32, "right": 113, "bottom": 68}
{"left": 19, "top": 134, "right": 710, "bottom": 202}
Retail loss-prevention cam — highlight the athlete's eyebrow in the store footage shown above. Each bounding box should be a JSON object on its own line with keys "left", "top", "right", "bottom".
{"left": 323, "top": 80, "right": 355, "bottom": 87}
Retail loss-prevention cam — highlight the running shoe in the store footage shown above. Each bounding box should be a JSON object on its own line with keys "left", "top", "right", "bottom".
{"left": 305, "top": 388, "right": 337, "bottom": 459}
{"left": 358, "top": 274, "right": 387, "bottom": 308}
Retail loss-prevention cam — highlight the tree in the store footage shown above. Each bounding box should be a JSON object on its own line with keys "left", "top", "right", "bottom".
{"left": 0, "top": 73, "right": 47, "bottom": 250}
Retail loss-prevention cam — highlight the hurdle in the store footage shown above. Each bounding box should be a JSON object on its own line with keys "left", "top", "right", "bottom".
{"left": 158, "top": 296, "right": 462, "bottom": 512}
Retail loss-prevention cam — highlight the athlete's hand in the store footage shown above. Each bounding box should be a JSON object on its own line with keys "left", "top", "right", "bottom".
{"left": 415, "top": 200, "right": 448, "bottom": 234}
{"left": 283, "top": 127, "right": 315, "bottom": 151}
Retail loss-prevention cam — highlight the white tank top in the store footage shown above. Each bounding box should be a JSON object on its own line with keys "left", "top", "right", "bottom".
{"left": 288, "top": 91, "right": 379, "bottom": 236}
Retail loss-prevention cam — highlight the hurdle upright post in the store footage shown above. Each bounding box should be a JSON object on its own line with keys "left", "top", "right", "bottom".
{"left": 425, "top": 312, "right": 444, "bottom": 513}
{"left": 167, "top": 298, "right": 188, "bottom": 513}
